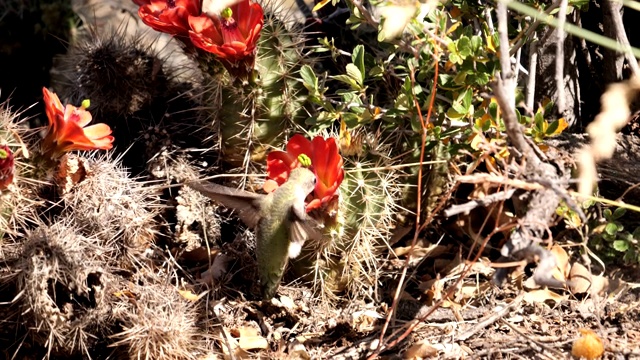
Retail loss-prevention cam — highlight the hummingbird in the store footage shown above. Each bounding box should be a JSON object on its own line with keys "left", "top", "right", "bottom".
{"left": 187, "top": 167, "right": 319, "bottom": 299}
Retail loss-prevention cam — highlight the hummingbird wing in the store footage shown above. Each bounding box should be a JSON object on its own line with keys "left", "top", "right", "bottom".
{"left": 187, "top": 180, "right": 264, "bottom": 228}
{"left": 287, "top": 199, "right": 322, "bottom": 259}
{"left": 288, "top": 219, "right": 321, "bottom": 258}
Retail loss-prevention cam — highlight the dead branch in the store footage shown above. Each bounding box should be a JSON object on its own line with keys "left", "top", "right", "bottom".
{"left": 489, "top": 2, "right": 568, "bottom": 288}
{"left": 526, "top": 35, "right": 538, "bottom": 111}
{"left": 605, "top": 0, "right": 640, "bottom": 77}
{"left": 555, "top": 0, "right": 568, "bottom": 115}
{"left": 444, "top": 189, "right": 517, "bottom": 217}
{"left": 457, "top": 291, "right": 524, "bottom": 341}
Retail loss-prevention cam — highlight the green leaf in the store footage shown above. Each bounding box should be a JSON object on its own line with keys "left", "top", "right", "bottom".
{"left": 369, "top": 64, "right": 384, "bottom": 78}
{"left": 451, "top": 94, "right": 466, "bottom": 114}
{"left": 482, "top": 117, "right": 491, "bottom": 131}
{"left": 534, "top": 110, "right": 545, "bottom": 133}
{"left": 470, "top": 72, "right": 490, "bottom": 85}
{"left": 489, "top": 101, "right": 499, "bottom": 119}
{"left": 546, "top": 119, "right": 559, "bottom": 135}
{"left": 461, "top": 88, "right": 473, "bottom": 112}
{"left": 543, "top": 100, "right": 555, "bottom": 115}
{"left": 448, "top": 41, "right": 458, "bottom": 54}
{"left": 603, "top": 208, "right": 613, "bottom": 220}
{"left": 605, "top": 222, "right": 619, "bottom": 236}
{"left": 453, "top": 71, "right": 468, "bottom": 85}
{"left": 352, "top": 45, "right": 365, "bottom": 81}
{"left": 458, "top": 36, "right": 472, "bottom": 58}
{"left": 613, "top": 207, "right": 627, "bottom": 220}
{"left": 470, "top": 35, "right": 483, "bottom": 54}
{"left": 612, "top": 240, "right": 630, "bottom": 252}
{"left": 300, "top": 65, "right": 318, "bottom": 93}
{"left": 449, "top": 53, "right": 462, "bottom": 65}
{"left": 345, "top": 63, "right": 363, "bottom": 87}
{"left": 568, "top": 0, "right": 589, "bottom": 10}
{"left": 332, "top": 74, "right": 360, "bottom": 90}
{"left": 446, "top": 107, "right": 466, "bottom": 119}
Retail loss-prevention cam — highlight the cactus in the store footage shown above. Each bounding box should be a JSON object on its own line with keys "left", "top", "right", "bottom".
{"left": 53, "top": 25, "right": 180, "bottom": 119}
{"left": 204, "top": 6, "right": 310, "bottom": 170}
{"left": 263, "top": 130, "right": 404, "bottom": 301}
{"left": 57, "top": 153, "right": 160, "bottom": 268}
{"left": 315, "top": 151, "right": 405, "bottom": 299}
{"left": 110, "top": 281, "right": 205, "bottom": 360}
{"left": 0, "top": 100, "right": 43, "bottom": 240}
{"left": 11, "top": 222, "right": 117, "bottom": 357}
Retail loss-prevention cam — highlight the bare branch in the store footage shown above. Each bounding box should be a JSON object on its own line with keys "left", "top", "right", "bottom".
{"left": 509, "top": 0, "right": 561, "bottom": 56}
{"left": 497, "top": 2, "right": 514, "bottom": 83}
{"left": 555, "top": 0, "right": 568, "bottom": 115}
{"left": 444, "top": 189, "right": 517, "bottom": 217}
{"left": 605, "top": 0, "right": 640, "bottom": 77}
{"left": 526, "top": 36, "right": 538, "bottom": 111}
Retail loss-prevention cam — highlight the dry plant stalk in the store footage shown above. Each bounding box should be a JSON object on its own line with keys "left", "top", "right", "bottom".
{"left": 577, "top": 76, "right": 640, "bottom": 196}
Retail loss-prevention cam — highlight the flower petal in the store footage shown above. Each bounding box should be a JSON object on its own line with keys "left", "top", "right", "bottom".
{"left": 305, "top": 199, "right": 323, "bottom": 212}
{"left": 286, "top": 134, "right": 314, "bottom": 159}
{"left": 82, "top": 123, "right": 113, "bottom": 140}
{"left": 266, "top": 150, "right": 297, "bottom": 185}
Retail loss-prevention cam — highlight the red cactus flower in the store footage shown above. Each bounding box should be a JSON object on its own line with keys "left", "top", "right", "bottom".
{"left": 0, "top": 145, "right": 14, "bottom": 190}
{"left": 137, "top": 0, "right": 201, "bottom": 35}
{"left": 41, "top": 88, "right": 114, "bottom": 159}
{"left": 188, "top": 0, "right": 263, "bottom": 79}
{"left": 265, "top": 134, "right": 344, "bottom": 211}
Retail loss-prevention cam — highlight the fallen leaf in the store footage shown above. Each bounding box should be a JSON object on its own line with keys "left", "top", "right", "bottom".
{"left": 568, "top": 263, "right": 609, "bottom": 295}
{"left": 233, "top": 327, "right": 268, "bottom": 351}
{"left": 572, "top": 329, "right": 604, "bottom": 360}
{"left": 217, "top": 328, "right": 250, "bottom": 360}
{"left": 419, "top": 277, "right": 444, "bottom": 304}
{"left": 178, "top": 289, "right": 207, "bottom": 302}
{"left": 351, "top": 309, "right": 382, "bottom": 333}
{"left": 403, "top": 339, "right": 438, "bottom": 359}
{"left": 523, "top": 275, "right": 540, "bottom": 290}
{"left": 288, "top": 340, "right": 311, "bottom": 360}
{"left": 279, "top": 295, "right": 296, "bottom": 310}
{"left": 551, "top": 245, "right": 570, "bottom": 281}
{"left": 394, "top": 241, "right": 449, "bottom": 258}
{"left": 523, "top": 289, "right": 567, "bottom": 305}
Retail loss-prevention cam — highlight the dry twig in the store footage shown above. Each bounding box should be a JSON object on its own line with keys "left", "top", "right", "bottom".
{"left": 489, "top": 1, "right": 567, "bottom": 288}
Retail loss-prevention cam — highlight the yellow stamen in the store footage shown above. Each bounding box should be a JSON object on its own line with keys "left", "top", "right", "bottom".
{"left": 297, "top": 154, "right": 312, "bottom": 167}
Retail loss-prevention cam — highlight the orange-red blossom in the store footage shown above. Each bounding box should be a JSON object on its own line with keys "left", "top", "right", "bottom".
{"left": 133, "top": 0, "right": 264, "bottom": 80}
{"left": 41, "top": 87, "right": 114, "bottom": 159}
{"left": 136, "top": 0, "right": 201, "bottom": 35}
{"left": 265, "top": 134, "right": 344, "bottom": 212}
{"left": 0, "top": 145, "right": 14, "bottom": 190}
{"left": 188, "top": 0, "right": 263, "bottom": 80}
